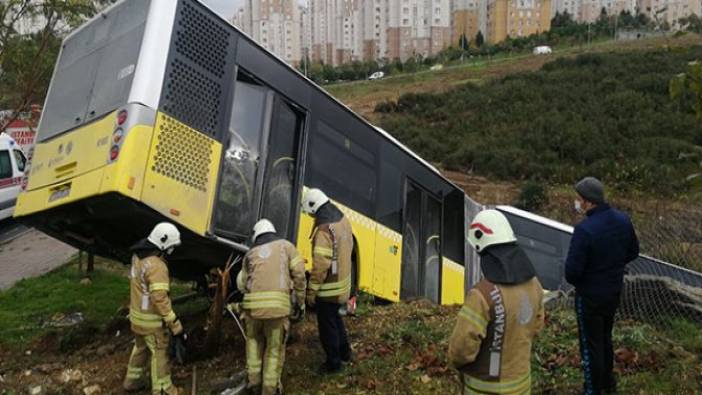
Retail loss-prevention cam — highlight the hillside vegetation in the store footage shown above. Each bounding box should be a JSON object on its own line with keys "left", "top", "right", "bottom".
{"left": 375, "top": 46, "right": 702, "bottom": 196}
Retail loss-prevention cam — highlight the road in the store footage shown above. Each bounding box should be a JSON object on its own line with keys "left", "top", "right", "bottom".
{"left": 0, "top": 218, "right": 30, "bottom": 244}
{"left": 0, "top": 219, "right": 77, "bottom": 290}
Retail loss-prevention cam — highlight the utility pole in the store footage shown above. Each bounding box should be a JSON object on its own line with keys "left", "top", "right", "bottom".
{"left": 587, "top": 23, "right": 591, "bottom": 47}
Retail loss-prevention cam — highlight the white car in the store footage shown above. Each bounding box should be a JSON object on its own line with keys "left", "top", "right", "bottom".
{"left": 533, "top": 45, "right": 553, "bottom": 55}
{"left": 0, "top": 133, "right": 28, "bottom": 221}
{"left": 368, "top": 71, "right": 385, "bottom": 80}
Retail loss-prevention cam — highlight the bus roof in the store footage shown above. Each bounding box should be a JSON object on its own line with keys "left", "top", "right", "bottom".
{"left": 497, "top": 205, "right": 575, "bottom": 234}
{"left": 196, "top": 0, "right": 460, "bottom": 192}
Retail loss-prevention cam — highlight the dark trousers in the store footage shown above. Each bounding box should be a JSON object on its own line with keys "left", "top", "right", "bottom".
{"left": 316, "top": 300, "right": 351, "bottom": 369}
{"left": 575, "top": 293, "right": 620, "bottom": 395}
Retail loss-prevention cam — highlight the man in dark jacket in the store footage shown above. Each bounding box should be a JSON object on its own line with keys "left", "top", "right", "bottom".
{"left": 565, "top": 177, "right": 639, "bottom": 395}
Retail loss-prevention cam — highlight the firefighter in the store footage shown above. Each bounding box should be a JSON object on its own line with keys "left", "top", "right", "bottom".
{"left": 239, "top": 219, "right": 306, "bottom": 395}
{"left": 123, "top": 222, "right": 184, "bottom": 395}
{"left": 449, "top": 209, "right": 545, "bottom": 395}
{"left": 301, "top": 188, "right": 353, "bottom": 374}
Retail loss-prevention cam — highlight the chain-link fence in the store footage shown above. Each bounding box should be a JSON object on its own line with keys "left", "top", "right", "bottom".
{"left": 619, "top": 205, "right": 702, "bottom": 327}
{"left": 465, "top": 198, "right": 702, "bottom": 329}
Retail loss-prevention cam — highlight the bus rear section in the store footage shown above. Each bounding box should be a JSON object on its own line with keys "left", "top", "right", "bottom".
{"left": 14, "top": 0, "right": 231, "bottom": 275}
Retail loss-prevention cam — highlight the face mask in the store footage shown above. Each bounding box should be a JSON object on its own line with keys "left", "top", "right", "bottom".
{"left": 574, "top": 199, "right": 585, "bottom": 214}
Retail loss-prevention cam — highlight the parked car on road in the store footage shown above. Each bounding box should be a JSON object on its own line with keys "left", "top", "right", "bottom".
{"left": 368, "top": 71, "right": 385, "bottom": 80}
{"left": 533, "top": 45, "right": 553, "bottom": 55}
{"left": 0, "top": 133, "right": 27, "bottom": 220}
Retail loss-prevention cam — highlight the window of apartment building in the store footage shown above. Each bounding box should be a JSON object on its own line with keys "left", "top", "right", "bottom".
{"left": 435, "top": 18, "right": 440, "bottom": 23}
{"left": 403, "top": 7, "right": 409, "bottom": 14}
{"left": 403, "top": 18, "right": 409, "bottom": 24}
{"left": 435, "top": 7, "right": 441, "bottom": 14}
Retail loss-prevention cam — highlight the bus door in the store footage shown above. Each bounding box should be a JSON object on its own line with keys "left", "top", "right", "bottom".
{"left": 400, "top": 180, "right": 442, "bottom": 303}
{"left": 258, "top": 96, "right": 304, "bottom": 239}
{"left": 213, "top": 71, "right": 304, "bottom": 242}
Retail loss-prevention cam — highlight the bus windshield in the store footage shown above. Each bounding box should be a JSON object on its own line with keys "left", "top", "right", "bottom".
{"left": 37, "top": 0, "right": 150, "bottom": 142}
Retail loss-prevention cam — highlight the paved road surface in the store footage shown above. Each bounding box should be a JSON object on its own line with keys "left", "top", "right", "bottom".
{"left": 0, "top": 223, "right": 77, "bottom": 290}
{"left": 0, "top": 219, "right": 30, "bottom": 244}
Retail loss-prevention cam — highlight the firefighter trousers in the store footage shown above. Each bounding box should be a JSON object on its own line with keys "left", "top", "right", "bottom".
{"left": 316, "top": 300, "right": 351, "bottom": 370}
{"left": 245, "top": 317, "right": 289, "bottom": 395}
{"left": 123, "top": 329, "right": 179, "bottom": 395}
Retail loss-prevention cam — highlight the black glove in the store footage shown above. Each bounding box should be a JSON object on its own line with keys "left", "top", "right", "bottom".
{"left": 291, "top": 304, "right": 306, "bottom": 323}
{"left": 168, "top": 333, "right": 188, "bottom": 365}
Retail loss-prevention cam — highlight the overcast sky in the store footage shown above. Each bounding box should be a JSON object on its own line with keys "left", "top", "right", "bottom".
{"left": 202, "top": 0, "right": 242, "bottom": 18}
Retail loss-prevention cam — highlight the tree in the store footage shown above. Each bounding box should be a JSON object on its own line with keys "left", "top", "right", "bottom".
{"left": 0, "top": 0, "right": 110, "bottom": 134}
{"left": 679, "top": 14, "right": 702, "bottom": 33}
{"left": 671, "top": 60, "right": 702, "bottom": 120}
{"left": 459, "top": 33, "right": 470, "bottom": 51}
{"left": 475, "top": 30, "right": 485, "bottom": 47}
{"left": 670, "top": 60, "right": 702, "bottom": 194}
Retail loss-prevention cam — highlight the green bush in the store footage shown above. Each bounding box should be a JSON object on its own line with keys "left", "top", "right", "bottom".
{"left": 377, "top": 47, "right": 702, "bottom": 195}
{"left": 515, "top": 181, "right": 549, "bottom": 211}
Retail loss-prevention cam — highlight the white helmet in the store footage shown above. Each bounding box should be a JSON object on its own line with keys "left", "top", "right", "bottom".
{"left": 467, "top": 209, "right": 517, "bottom": 252}
{"left": 147, "top": 222, "right": 181, "bottom": 251}
{"left": 301, "top": 188, "right": 329, "bottom": 215}
{"left": 252, "top": 219, "right": 276, "bottom": 241}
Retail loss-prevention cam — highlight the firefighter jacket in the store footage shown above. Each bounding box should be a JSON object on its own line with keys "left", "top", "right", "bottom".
{"left": 448, "top": 276, "right": 544, "bottom": 394}
{"left": 128, "top": 254, "right": 180, "bottom": 336}
{"left": 241, "top": 236, "right": 306, "bottom": 320}
{"left": 307, "top": 203, "right": 353, "bottom": 305}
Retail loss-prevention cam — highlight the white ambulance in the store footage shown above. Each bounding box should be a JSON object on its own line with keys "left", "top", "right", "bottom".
{"left": 0, "top": 133, "right": 28, "bottom": 220}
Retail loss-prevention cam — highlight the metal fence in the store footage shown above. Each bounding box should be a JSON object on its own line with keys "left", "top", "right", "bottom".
{"left": 619, "top": 205, "right": 702, "bottom": 326}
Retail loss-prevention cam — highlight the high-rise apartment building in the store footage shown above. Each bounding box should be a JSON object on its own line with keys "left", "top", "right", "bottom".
{"left": 551, "top": 0, "right": 582, "bottom": 18}
{"left": 638, "top": 0, "right": 701, "bottom": 27}
{"left": 362, "top": 0, "right": 389, "bottom": 60}
{"left": 386, "top": 0, "right": 451, "bottom": 61}
{"left": 233, "top": 0, "right": 302, "bottom": 66}
{"left": 486, "top": 0, "right": 551, "bottom": 43}
{"left": 452, "top": 0, "right": 483, "bottom": 46}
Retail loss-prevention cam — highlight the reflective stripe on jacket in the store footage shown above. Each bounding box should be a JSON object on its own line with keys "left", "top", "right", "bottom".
{"left": 449, "top": 277, "right": 545, "bottom": 394}
{"left": 128, "top": 255, "right": 177, "bottom": 335}
{"left": 241, "top": 239, "right": 306, "bottom": 320}
{"left": 308, "top": 215, "right": 353, "bottom": 304}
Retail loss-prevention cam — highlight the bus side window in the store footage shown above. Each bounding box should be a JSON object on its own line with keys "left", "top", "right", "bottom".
{"left": 0, "top": 150, "right": 12, "bottom": 179}
{"left": 13, "top": 150, "right": 26, "bottom": 172}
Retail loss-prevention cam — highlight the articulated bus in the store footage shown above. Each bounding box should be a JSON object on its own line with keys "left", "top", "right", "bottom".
{"left": 15, "top": 0, "right": 467, "bottom": 305}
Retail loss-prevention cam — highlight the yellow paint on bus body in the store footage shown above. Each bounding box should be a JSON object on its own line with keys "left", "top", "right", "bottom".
{"left": 140, "top": 113, "right": 222, "bottom": 236}
{"left": 295, "top": 190, "right": 466, "bottom": 304}
{"left": 442, "top": 257, "right": 466, "bottom": 305}
{"left": 16, "top": 111, "right": 221, "bottom": 238}
{"left": 372, "top": 224, "right": 403, "bottom": 302}
{"left": 99, "top": 124, "right": 154, "bottom": 200}
{"left": 22, "top": 112, "right": 116, "bottom": 193}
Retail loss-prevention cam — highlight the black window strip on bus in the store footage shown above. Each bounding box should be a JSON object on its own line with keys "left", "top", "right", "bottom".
{"left": 306, "top": 120, "right": 378, "bottom": 219}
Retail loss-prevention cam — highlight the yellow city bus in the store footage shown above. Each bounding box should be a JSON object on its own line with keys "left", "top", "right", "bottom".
{"left": 15, "top": 0, "right": 467, "bottom": 304}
